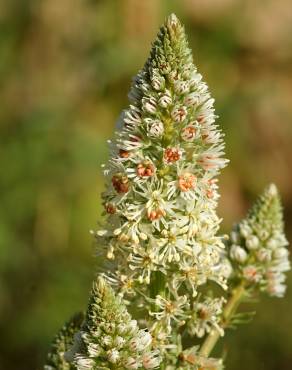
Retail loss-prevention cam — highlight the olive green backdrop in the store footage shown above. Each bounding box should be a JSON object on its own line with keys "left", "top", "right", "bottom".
{"left": 1, "top": 0, "right": 292, "bottom": 369}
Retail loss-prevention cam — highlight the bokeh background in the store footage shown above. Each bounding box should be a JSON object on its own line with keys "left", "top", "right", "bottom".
{"left": 1, "top": 0, "right": 292, "bottom": 369}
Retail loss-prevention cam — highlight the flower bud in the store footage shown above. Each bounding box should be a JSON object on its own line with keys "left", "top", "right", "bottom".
{"left": 239, "top": 223, "right": 252, "bottom": 238}
{"left": 242, "top": 265, "right": 261, "bottom": 282}
{"left": 230, "top": 231, "right": 240, "bottom": 244}
{"left": 178, "top": 173, "right": 196, "bottom": 192}
{"left": 124, "top": 357, "right": 139, "bottom": 369}
{"left": 230, "top": 245, "right": 247, "bottom": 263}
{"left": 107, "top": 349, "right": 120, "bottom": 363}
{"left": 184, "top": 91, "right": 199, "bottom": 106}
{"left": 174, "top": 80, "right": 189, "bottom": 95}
{"left": 266, "top": 238, "right": 278, "bottom": 249}
{"left": 171, "top": 106, "right": 187, "bottom": 123}
{"left": 158, "top": 90, "right": 172, "bottom": 107}
{"left": 142, "top": 97, "right": 157, "bottom": 114}
{"left": 112, "top": 173, "right": 130, "bottom": 193}
{"left": 164, "top": 147, "right": 181, "bottom": 163}
{"left": 273, "top": 247, "right": 289, "bottom": 259}
{"left": 246, "top": 235, "right": 259, "bottom": 250}
{"left": 145, "top": 118, "right": 164, "bottom": 137}
{"left": 181, "top": 125, "right": 197, "bottom": 141}
{"left": 151, "top": 69, "right": 165, "bottom": 91}
{"left": 256, "top": 248, "right": 272, "bottom": 262}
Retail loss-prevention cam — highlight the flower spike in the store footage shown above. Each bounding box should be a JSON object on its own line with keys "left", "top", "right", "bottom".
{"left": 229, "top": 184, "right": 290, "bottom": 297}
{"left": 94, "top": 13, "right": 229, "bottom": 343}
{"left": 67, "top": 276, "right": 161, "bottom": 370}
{"left": 44, "top": 313, "right": 84, "bottom": 370}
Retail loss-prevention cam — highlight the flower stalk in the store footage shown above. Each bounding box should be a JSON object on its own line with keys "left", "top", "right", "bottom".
{"left": 199, "top": 283, "right": 246, "bottom": 357}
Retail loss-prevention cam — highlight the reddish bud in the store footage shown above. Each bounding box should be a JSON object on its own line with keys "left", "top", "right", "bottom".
{"left": 137, "top": 161, "right": 155, "bottom": 177}
{"left": 112, "top": 173, "right": 130, "bottom": 193}
{"left": 178, "top": 173, "right": 196, "bottom": 192}
{"left": 164, "top": 148, "right": 180, "bottom": 163}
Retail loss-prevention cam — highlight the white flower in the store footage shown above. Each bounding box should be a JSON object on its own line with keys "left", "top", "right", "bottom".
{"left": 117, "top": 322, "right": 129, "bottom": 335}
{"left": 142, "top": 350, "right": 161, "bottom": 369}
{"left": 124, "top": 106, "right": 142, "bottom": 126}
{"left": 128, "top": 249, "right": 158, "bottom": 284}
{"left": 184, "top": 91, "right": 200, "bottom": 106}
{"left": 201, "top": 128, "right": 222, "bottom": 144}
{"left": 167, "top": 166, "right": 198, "bottom": 201}
{"left": 189, "top": 297, "right": 225, "bottom": 338}
{"left": 150, "top": 295, "right": 189, "bottom": 333}
{"left": 156, "top": 227, "right": 191, "bottom": 264}
{"left": 266, "top": 272, "right": 287, "bottom": 297}
{"left": 175, "top": 200, "right": 200, "bottom": 238}
{"left": 197, "top": 151, "right": 227, "bottom": 171}
{"left": 135, "top": 180, "right": 175, "bottom": 229}
{"left": 129, "top": 330, "right": 152, "bottom": 351}
{"left": 177, "top": 257, "right": 213, "bottom": 297}
{"left": 217, "top": 258, "right": 233, "bottom": 281}
{"left": 118, "top": 134, "right": 144, "bottom": 151}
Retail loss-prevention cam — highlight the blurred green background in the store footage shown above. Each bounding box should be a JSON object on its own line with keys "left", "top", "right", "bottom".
{"left": 1, "top": 0, "right": 292, "bottom": 369}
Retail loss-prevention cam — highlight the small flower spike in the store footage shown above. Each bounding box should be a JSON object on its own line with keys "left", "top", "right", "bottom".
{"left": 44, "top": 313, "right": 84, "bottom": 370}
{"left": 68, "top": 276, "right": 161, "bottom": 370}
{"left": 229, "top": 184, "right": 290, "bottom": 297}
{"left": 94, "top": 13, "right": 229, "bottom": 346}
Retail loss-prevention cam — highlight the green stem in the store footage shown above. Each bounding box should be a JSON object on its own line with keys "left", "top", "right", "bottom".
{"left": 199, "top": 283, "right": 246, "bottom": 357}
{"left": 150, "top": 271, "right": 166, "bottom": 299}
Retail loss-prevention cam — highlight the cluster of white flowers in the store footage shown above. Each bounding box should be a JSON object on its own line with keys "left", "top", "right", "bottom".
{"left": 93, "top": 13, "right": 229, "bottom": 346}
{"left": 67, "top": 277, "right": 161, "bottom": 370}
{"left": 229, "top": 184, "right": 290, "bottom": 297}
{"left": 188, "top": 297, "right": 226, "bottom": 338}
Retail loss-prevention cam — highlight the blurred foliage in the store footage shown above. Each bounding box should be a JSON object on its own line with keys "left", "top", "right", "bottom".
{"left": 0, "top": 0, "right": 292, "bottom": 369}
